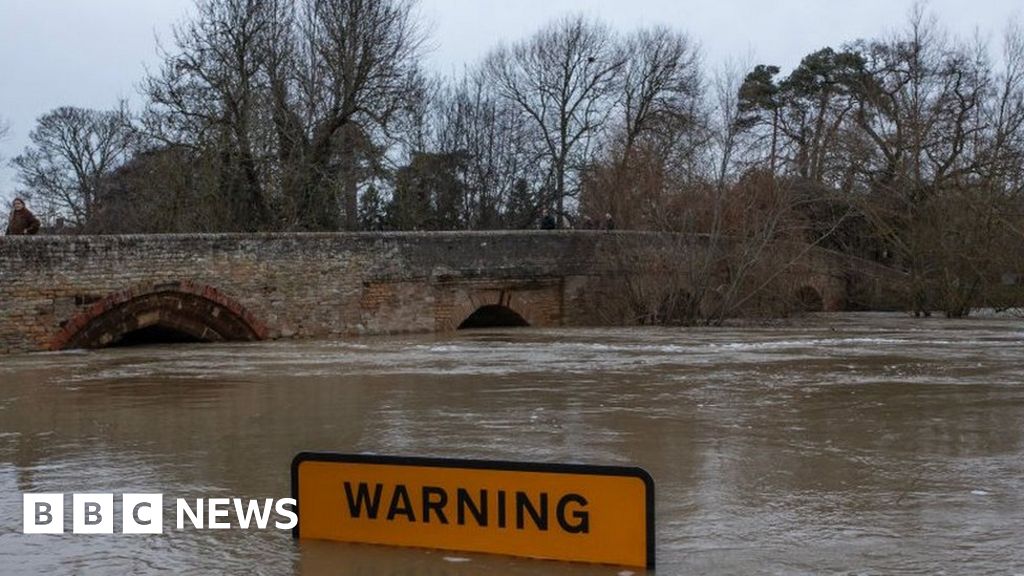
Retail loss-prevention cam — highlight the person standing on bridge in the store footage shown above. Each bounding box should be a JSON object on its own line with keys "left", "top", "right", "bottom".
{"left": 540, "top": 209, "right": 557, "bottom": 230}
{"left": 5, "top": 198, "right": 41, "bottom": 236}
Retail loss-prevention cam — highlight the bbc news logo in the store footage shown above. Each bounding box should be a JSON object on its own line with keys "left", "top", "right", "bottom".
{"left": 23, "top": 494, "right": 297, "bottom": 534}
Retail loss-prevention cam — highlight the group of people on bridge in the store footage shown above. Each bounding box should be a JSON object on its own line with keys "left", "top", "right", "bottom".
{"left": 540, "top": 210, "right": 615, "bottom": 231}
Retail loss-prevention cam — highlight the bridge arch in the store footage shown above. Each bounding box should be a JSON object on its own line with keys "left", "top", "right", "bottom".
{"left": 794, "top": 285, "right": 825, "bottom": 313}
{"left": 449, "top": 286, "right": 556, "bottom": 331}
{"left": 458, "top": 305, "right": 530, "bottom": 329}
{"left": 49, "top": 281, "right": 268, "bottom": 350}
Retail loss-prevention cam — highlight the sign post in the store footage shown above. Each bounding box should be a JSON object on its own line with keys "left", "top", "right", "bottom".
{"left": 291, "top": 453, "right": 655, "bottom": 569}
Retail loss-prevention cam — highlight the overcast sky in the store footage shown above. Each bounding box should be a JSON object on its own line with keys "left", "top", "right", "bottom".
{"left": 1, "top": 0, "right": 1020, "bottom": 196}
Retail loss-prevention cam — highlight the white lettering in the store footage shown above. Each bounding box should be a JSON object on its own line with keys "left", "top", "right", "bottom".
{"left": 275, "top": 498, "right": 298, "bottom": 530}
{"left": 233, "top": 499, "right": 274, "bottom": 529}
{"left": 177, "top": 499, "right": 204, "bottom": 529}
{"left": 207, "top": 498, "right": 231, "bottom": 529}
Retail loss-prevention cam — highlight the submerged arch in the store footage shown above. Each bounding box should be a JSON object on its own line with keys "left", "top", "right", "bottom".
{"left": 458, "top": 305, "right": 531, "bottom": 330}
{"left": 794, "top": 285, "right": 824, "bottom": 313}
{"left": 50, "top": 281, "right": 268, "bottom": 350}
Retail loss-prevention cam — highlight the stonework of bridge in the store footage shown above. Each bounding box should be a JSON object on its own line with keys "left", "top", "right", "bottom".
{"left": 0, "top": 232, "right": 895, "bottom": 355}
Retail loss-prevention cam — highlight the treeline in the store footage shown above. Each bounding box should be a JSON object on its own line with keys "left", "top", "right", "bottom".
{"left": 8, "top": 1, "right": 1024, "bottom": 317}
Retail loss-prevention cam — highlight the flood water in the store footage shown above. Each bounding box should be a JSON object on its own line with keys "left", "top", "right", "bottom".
{"left": 1, "top": 313, "right": 1024, "bottom": 575}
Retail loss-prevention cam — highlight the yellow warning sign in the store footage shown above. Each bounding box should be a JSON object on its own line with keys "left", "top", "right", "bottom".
{"left": 291, "top": 453, "right": 654, "bottom": 568}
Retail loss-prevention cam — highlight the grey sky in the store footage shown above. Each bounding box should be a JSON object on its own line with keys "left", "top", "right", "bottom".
{"left": 1, "top": 0, "right": 1020, "bottom": 197}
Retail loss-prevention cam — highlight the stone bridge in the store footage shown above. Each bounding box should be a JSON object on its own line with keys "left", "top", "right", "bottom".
{"left": 0, "top": 232, "right": 903, "bottom": 355}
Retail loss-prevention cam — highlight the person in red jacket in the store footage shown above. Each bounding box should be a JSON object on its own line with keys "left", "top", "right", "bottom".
{"left": 6, "top": 198, "right": 41, "bottom": 236}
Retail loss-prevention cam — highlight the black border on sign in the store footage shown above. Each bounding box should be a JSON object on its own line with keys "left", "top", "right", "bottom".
{"left": 290, "top": 452, "right": 656, "bottom": 569}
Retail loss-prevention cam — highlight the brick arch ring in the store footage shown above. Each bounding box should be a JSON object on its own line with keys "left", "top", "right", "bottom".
{"left": 48, "top": 280, "right": 270, "bottom": 351}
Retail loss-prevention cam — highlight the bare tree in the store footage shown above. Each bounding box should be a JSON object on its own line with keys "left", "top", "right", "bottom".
{"left": 694, "top": 63, "right": 818, "bottom": 325}
{"left": 618, "top": 27, "right": 701, "bottom": 163}
{"left": 144, "top": 0, "right": 425, "bottom": 231}
{"left": 845, "top": 9, "right": 995, "bottom": 315}
{"left": 485, "top": 16, "right": 625, "bottom": 219}
{"left": 604, "top": 60, "right": 817, "bottom": 326}
{"left": 144, "top": 0, "right": 287, "bottom": 231}
{"left": 275, "top": 0, "right": 425, "bottom": 230}
{"left": 12, "top": 106, "right": 137, "bottom": 229}
{"left": 987, "top": 19, "right": 1024, "bottom": 229}
{"left": 581, "top": 27, "right": 703, "bottom": 228}
{"left": 425, "top": 70, "right": 543, "bottom": 229}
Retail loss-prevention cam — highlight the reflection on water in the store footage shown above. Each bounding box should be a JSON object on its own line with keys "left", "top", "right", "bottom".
{"left": 1, "top": 313, "right": 1024, "bottom": 574}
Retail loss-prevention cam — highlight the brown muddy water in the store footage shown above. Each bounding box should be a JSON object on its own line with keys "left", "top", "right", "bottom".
{"left": 1, "top": 313, "right": 1023, "bottom": 575}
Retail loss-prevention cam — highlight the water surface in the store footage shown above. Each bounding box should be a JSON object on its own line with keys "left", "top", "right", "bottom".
{"left": 1, "top": 313, "right": 1023, "bottom": 574}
